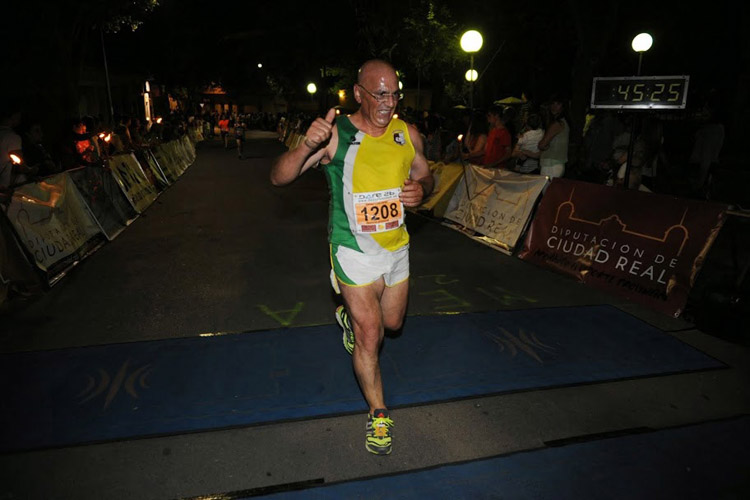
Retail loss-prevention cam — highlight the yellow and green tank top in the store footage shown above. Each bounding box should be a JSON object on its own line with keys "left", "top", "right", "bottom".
{"left": 323, "top": 115, "right": 415, "bottom": 254}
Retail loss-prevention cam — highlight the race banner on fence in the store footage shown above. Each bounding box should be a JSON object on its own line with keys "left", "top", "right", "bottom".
{"left": 180, "top": 134, "right": 197, "bottom": 163}
{"left": 0, "top": 212, "right": 43, "bottom": 305}
{"left": 166, "top": 141, "right": 190, "bottom": 173}
{"left": 5, "top": 173, "right": 104, "bottom": 283}
{"left": 68, "top": 166, "right": 137, "bottom": 240}
{"left": 135, "top": 149, "right": 170, "bottom": 190}
{"left": 444, "top": 165, "right": 549, "bottom": 253}
{"left": 417, "top": 162, "right": 465, "bottom": 218}
{"left": 152, "top": 145, "right": 181, "bottom": 183}
{"left": 517, "top": 178, "right": 728, "bottom": 317}
{"left": 108, "top": 153, "right": 159, "bottom": 213}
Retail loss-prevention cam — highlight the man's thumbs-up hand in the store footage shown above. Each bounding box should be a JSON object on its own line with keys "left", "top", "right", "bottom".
{"left": 304, "top": 108, "right": 337, "bottom": 150}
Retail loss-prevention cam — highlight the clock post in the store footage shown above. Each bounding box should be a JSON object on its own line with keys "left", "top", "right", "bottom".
{"left": 589, "top": 75, "right": 689, "bottom": 188}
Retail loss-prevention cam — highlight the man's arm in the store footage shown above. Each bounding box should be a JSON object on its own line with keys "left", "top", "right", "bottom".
{"left": 270, "top": 108, "right": 336, "bottom": 186}
{"left": 401, "top": 123, "right": 434, "bottom": 208}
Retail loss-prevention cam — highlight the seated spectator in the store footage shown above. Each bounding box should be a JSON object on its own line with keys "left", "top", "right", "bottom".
{"left": 513, "top": 113, "right": 544, "bottom": 174}
{"left": 609, "top": 145, "right": 651, "bottom": 192}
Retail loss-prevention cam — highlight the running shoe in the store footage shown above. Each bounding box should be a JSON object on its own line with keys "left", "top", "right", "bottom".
{"left": 366, "top": 409, "right": 393, "bottom": 455}
{"left": 335, "top": 305, "right": 355, "bottom": 355}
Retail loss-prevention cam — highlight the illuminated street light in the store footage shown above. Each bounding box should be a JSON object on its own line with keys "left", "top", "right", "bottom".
{"left": 631, "top": 32, "right": 653, "bottom": 75}
{"left": 257, "top": 63, "right": 263, "bottom": 69}
{"left": 465, "top": 69, "right": 478, "bottom": 82}
{"left": 306, "top": 83, "right": 317, "bottom": 95}
{"left": 460, "top": 30, "right": 483, "bottom": 53}
{"left": 460, "top": 30, "right": 483, "bottom": 109}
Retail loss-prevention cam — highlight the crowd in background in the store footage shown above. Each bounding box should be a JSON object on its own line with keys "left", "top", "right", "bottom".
{"left": 1, "top": 89, "right": 730, "bottom": 205}
{"left": 0, "top": 102, "right": 203, "bottom": 202}
{"left": 275, "top": 90, "right": 728, "bottom": 202}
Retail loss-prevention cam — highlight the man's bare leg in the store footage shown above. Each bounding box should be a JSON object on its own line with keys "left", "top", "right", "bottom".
{"left": 339, "top": 278, "right": 409, "bottom": 413}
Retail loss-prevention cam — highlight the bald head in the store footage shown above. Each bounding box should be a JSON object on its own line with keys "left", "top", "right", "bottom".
{"left": 357, "top": 59, "right": 397, "bottom": 85}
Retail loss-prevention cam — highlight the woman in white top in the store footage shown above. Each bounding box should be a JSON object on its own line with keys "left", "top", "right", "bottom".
{"left": 520, "top": 95, "right": 569, "bottom": 178}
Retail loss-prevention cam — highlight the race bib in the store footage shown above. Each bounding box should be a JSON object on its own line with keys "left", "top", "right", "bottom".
{"left": 353, "top": 187, "right": 403, "bottom": 233}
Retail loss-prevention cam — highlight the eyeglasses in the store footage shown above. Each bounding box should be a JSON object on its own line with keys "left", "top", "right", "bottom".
{"left": 356, "top": 84, "right": 403, "bottom": 103}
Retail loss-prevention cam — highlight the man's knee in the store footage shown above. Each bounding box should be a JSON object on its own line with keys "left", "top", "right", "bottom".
{"left": 383, "top": 314, "right": 404, "bottom": 331}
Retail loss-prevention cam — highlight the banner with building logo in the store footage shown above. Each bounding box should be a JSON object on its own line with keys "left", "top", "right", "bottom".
{"left": 443, "top": 166, "right": 549, "bottom": 253}
{"left": 5, "top": 173, "right": 105, "bottom": 284}
{"left": 517, "top": 178, "right": 728, "bottom": 317}
{"left": 107, "top": 153, "right": 159, "bottom": 214}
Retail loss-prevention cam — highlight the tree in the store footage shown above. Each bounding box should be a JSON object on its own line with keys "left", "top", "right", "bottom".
{"left": 4, "top": 0, "right": 160, "bottom": 147}
{"left": 401, "top": 1, "right": 464, "bottom": 110}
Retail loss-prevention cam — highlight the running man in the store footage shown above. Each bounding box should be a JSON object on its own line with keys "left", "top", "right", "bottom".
{"left": 270, "top": 59, "right": 433, "bottom": 455}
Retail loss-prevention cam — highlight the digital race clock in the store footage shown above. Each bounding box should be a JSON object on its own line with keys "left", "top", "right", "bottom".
{"left": 590, "top": 75, "right": 689, "bottom": 110}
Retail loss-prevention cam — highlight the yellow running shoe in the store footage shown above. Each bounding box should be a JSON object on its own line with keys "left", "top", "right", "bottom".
{"left": 366, "top": 409, "right": 393, "bottom": 455}
{"left": 335, "top": 305, "right": 355, "bottom": 355}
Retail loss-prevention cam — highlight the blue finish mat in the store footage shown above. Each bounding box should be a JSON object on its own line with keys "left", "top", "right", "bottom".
{"left": 257, "top": 416, "right": 750, "bottom": 499}
{"left": 0, "top": 305, "right": 723, "bottom": 452}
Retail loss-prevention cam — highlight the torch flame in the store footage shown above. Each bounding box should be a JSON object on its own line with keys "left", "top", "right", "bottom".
{"left": 9, "top": 153, "right": 22, "bottom": 164}
{"left": 155, "top": 117, "right": 163, "bottom": 124}
{"left": 457, "top": 134, "right": 464, "bottom": 142}
{"left": 104, "top": 134, "right": 112, "bottom": 142}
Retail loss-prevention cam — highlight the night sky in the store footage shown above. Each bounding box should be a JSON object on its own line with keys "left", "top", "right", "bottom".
{"left": 87, "top": 0, "right": 743, "bottom": 106}
{"left": 4, "top": 0, "right": 747, "bottom": 146}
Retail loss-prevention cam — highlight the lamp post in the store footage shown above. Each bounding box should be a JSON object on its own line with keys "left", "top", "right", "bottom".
{"left": 623, "top": 33, "right": 653, "bottom": 189}
{"left": 306, "top": 82, "right": 317, "bottom": 103}
{"left": 631, "top": 33, "right": 653, "bottom": 76}
{"left": 460, "top": 30, "right": 483, "bottom": 109}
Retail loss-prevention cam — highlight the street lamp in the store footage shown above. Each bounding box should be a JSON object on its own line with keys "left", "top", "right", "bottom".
{"left": 460, "top": 30, "right": 483, "bottom": 109}
{"left": 306, "top": 82, "right": 317, "bottom": 104}
{"left": 631, "top": 32, "right": 652, "bottom": 76}
{"left": 464, "top": 69, "right": 478, "bottom": 82}
{"left": 622, "top": 33, "right": 653, "bottom": 190}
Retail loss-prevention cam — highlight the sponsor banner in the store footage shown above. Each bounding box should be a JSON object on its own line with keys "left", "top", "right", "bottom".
{"left": 517, "top": 178, "right": 728, "bottom": 317}
{"left": 181, "top": 134, "right": 197, "bottom": 162}
{"left": 107, "top": 153, "right": 159, "bottom": 214}
{"left": 164, "top": 141, "right": 190, "bottom": 173}
{"left": 152, "top": 145, "right": 181, "bottom": 183}
{"left": 444, "top": 165, "right": 549, "bottom": 252}
{"left": 5, "top": 173, "right": 104, "bottom": 282}
{"left": 134, "top": 149, "right": 170, "bottom": 189}
{"left": 0, "top": 212, "right": 43, "bottom": 304}
{"left": 418, "top": 162, "right": 465, "bottom": 218}
{"left": 68, "top": 166, "right": 137, "bottom": 240}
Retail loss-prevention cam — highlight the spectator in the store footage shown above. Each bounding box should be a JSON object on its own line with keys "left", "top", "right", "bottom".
{"left": 521, "top": 94, "right": 570, "bottom": 178}
{"left": 482, "top": 105, "right": 513, "bottom": 169}
{"left": 461, "top": 112, "right": 488, "bottom": 165}
{"left": 688, "top": 95, "right": 724, "bottom": 198}
{"left": 21, "top": 121, "right": 59, "bottom": 177}
{"left": 423, "top": 112, "right": 443, "bottom": 162}
{"left": 513, "top": 113, "right": 544, "bottom": 174}
{"left": 0, "top": 103, "right": 24, "bottom": 190}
